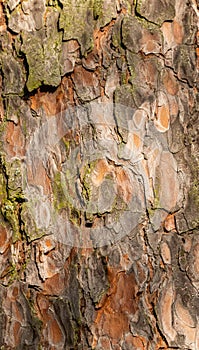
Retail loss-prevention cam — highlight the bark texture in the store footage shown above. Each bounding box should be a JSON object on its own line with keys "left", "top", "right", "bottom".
{"left": 0, "top": 0, "right": 199, "bottom": 349}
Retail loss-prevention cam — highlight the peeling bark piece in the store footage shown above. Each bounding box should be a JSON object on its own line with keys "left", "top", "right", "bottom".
{"left": 162, "top": 68, "right": 179, "bottom": 96}
{"left": 60, "top": 40, "right": 79, "bottom": 76}
{"left": 175, "top": 212, "right": 189, "bottom": 234}
{"left": 8, "top": 0, "right": 45, "bottom": 33}
{"left": 136, "top": 0, "right": 175, "bottom": 26}
{"left": 154, "top": 91, "right": 170, "bottom": 132}
{"left": 82, "top": 50, "right": 99, "bottom": 71}
{"left": 161, "top": 20, "right": 184, "bottom": 53}
{"left": 182, "top": 6, "right": 198, "bottom": 45}
{"left": 173, "top": 295, "right": 196, "bottom": 349}
{"left": 21, "top": 30, "right": 45, "bottom": 91}
{"left": 1, "top": 283, "right": 41, "bottom": 348}
{"left": 0, "top": 222, "right": 11, "bottom": 254}
{"left": 186, "top": 239, "right": 199, "bottom": 285}
{"left": 174, "top": 295, "right": 195, "bottom": 328}
{"left": 7, "top": 0, "right": 21, "bottom": 11}
{"left": 114, "top": 84, "right": 136, "bottom": 143}
{"left": 72, "top": 66, "right": 100, "bottom": 102}
{"left": 173, "top": 45, "right": 197, "bottom": 87}
{"left": 122, "top": 16, "right": 162, "bottom": 54}
{"left": 161, "top": 241, "right": 171, "bottom": 264}
{"left": 21, "top": 25, "right": 62, "bottom": 91}
{"left": 159, "top": 283, "right": 177, "bottom": 345}
{"left": 126, "top": 51, "right": 160, "bottom": 105}
{"left": 105, "top": 63, "right": 120, "bottom": 98}
{"left": 1, "top": 54, "right": 25, "bottom": 94}
{"left": 184, "top": 182, "right": 199, "bottom": 231}
{"left": 59, "top": 0, "right": 94, "bottom": 56}
{"left": 94, "top": 0, "right": 117, "bottom": 28}
{"left": 164, "top": 214, "right": 176, "bottom": 232}
{"left": 8, "top": 6, "right": 36, "bottom": 33}
{"left": 150, "top": 151, "right": 179, "bottom": 231}
{"left": 21, "top": 0, "right": 45, "bottom": 30}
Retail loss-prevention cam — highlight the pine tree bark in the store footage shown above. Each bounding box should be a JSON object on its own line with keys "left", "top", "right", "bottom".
{"left": 0, "top": 0, "right": 199, "bottom": 349}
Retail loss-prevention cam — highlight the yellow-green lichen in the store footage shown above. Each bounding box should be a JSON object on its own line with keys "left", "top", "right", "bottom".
{"left": 1, "top": 200, "right": 20, "bottom": 242}
{"left": 59, "top": 0, "right": 94, "bottom": 56}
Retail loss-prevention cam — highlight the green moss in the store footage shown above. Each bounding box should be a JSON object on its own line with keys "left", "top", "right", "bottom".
{"left": 1, "top": 200, "right": 20, "bottom": 242}
{"left": 135, "top": 0, "right": 175, "bottom": 26}
{"left": 93, "top": 0, "right": 117, "bottom": 28}
{"left": 52, "top": 171, "right": 67, "bottom": 211}
{"left": 0, "top": 156, "right": 24, "bottom": 242}
{"left": 21, "top": 25, "right": 62, "bottom": 92}
{"left": 81, "top": 163, "right": 93, "bottom": 202}
{"left": 21, "top": 201, "right": 47, "bottom": 242}
{"left": 93, "top": 0, "right": 103, "bottom": 20}
{"left": 7, "top": 263, "right": 19, "bottom": 285}
{"left": 59, "top": 0, "right": 94, "bottom": 55}
{"left": 147, "top": 177, "right": 161, "bottom": 219}
{"left": 52, "top": 171, "right": 82, "bottom": 226}
{"left": 62, "top": 138, "right": 70, "bottom": 155}
{"left": 0, "top": 172, "right": 7, "bottom": 200}
{"left": 186, "top": 157, "right": 199, "bottom": 229}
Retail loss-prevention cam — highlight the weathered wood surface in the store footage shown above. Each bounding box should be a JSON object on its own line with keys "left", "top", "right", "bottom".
{"left": 0, "top": 0, "right": 199, "bottom": 349}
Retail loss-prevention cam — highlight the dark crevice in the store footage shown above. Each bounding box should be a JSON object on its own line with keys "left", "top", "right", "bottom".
{"left": 134, "top": 1, "right": 159, "bottom": 27}
{"left": 151, "top": 300, "right": 170, "bottom": 348}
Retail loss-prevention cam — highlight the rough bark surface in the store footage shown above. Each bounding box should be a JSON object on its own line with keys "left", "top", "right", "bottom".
{"left": 0, "top": 0, "right": 199, "bottom": 349}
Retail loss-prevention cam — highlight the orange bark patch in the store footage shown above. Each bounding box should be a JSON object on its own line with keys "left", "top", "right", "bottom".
{"left": 161, "top": 22, "right": 173, "bottom": 46}
{"left": 161, "top": 242, "right": 171, "bottom": 265}
{"left": 0, "top": 225, "right": 8, "bottom": 250}
{"left": 116, "top": 167, "right": 133, "bottom": 203}
{"left": 161, "top": 20, "right": 183, "bottom": 46}
{"left": 163, "top": 70, "right": 179, "bottom": 96}
{"left": 94, "top": 268, "right": 138, "bottom": 344}
{"left": 155, "top": 104, "right": 170, "bottom": 132}
{"left": 91, "top": 159, "right": 111, "bottom": 186}
{"left": 102, "top": 312, "right": 129, "bottom": 340}
{"left": 140, "top": 31, "right": 161, "bottom": 53}
{"left": 94, "top": 20, "right": 115, "bottom": 53}
{"left": 30, "top": 77, "right": 74, "bottom": 116}
{"left": 43, "top": 273, "right": 65, "bottom": 295}
{"left": 160, "top": 284, "right": 176, "bottom": 341}
{"left": 158, "top": 105, "right": 170, "bottom": 129}
{"left": 5, "top": 122, "right": 25, "bottom": 157}
{"left": 26, "top": 160, "right": 51, "bottom": 195}
{"left": 12, "top": 302, "right": 23, "bottom": 322}
{"left": 12, "top": 286, "right": 19, "bottom": 299}
{"left": 133, "top": 133, "right": 141, "bottom": 148}
{"left": 196, "top": 47, "right": 199, "bottom": 69}
{"left": 36, "top": 294, "right": 50, "bottom": 319}
{"left": 49, "top": 318, "right": 63, "bottom": 345}
{"left": 164, "top": 214, "right": 176, "bottom": 232}
{"left": 173, "top": 20, "right": 184, "bottom": 45}
{"left": 13, "top": 321, "right": 21, "bottom": 346}
{"left": 43, "top": 238, "right": 54, "bottom": 250}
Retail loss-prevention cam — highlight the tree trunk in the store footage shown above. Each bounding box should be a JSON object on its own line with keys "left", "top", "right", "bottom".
{"left": 0, "top": 0, "right": 199, "bottom": 349}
